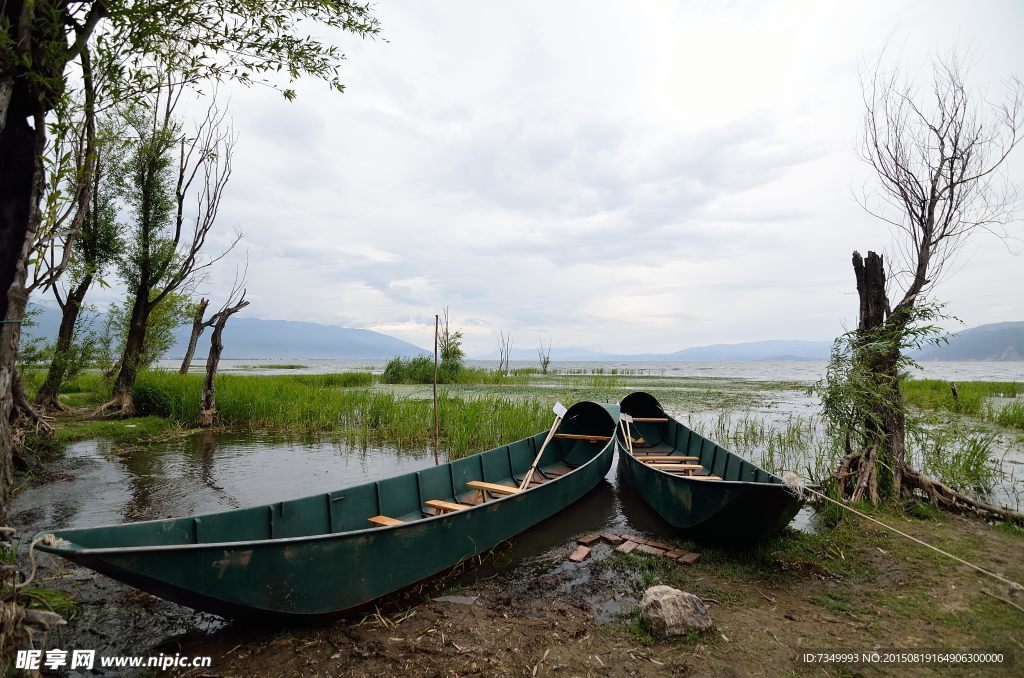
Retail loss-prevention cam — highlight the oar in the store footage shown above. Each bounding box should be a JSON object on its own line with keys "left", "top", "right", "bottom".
{"left": 619, "top": 413, "right": 634, "bottom": 456}
{"left": 519, "top": 402, "right": 567, "bottom": 490}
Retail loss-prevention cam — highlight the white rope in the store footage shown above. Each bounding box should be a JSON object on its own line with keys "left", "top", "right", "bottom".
{"left": 782, "top": 472, "right": 1024, "bottom": 594}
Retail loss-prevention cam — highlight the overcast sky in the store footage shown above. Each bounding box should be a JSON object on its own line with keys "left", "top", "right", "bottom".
{"left": 93, "top": 0, "right": 1024, "bottom": 355}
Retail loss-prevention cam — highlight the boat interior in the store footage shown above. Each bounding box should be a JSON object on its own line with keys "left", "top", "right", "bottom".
{"left": 50, "top": 401, "right": 618, "bottom": 550}
{"left": 619, "top": 391, "right": 784, "bottom": 485}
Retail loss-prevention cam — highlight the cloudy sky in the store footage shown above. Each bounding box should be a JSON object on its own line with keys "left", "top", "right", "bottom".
{"left": 104, "top": 0, "right": 1024, "bottom": 355}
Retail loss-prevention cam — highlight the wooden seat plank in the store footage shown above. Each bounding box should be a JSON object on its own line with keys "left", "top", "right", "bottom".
{"left": 648, "top": 463, "right": 703, "bottom": 471}
{"left": 631, "top": 417, "right": 669, "bottom": 422}
{"left": 424, "top": 499, "right": 466, "bottom": 514}
{"left": 553, "top": 433, "right": 612, "bottom": 442}
{"left": 637, "top": 455, "right": 699, "bottom": 463}
{"left": 691, "top": 475, "right": 723, "bottom": 480}
{"left": 368, "top": 515, "right": 403, "bottom": 527}
{"left": 466, "top": 480, "right": 520, "bottom": 496}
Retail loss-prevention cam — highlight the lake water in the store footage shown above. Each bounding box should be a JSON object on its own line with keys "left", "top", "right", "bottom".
{"left": 159, "top": 358, "right": 1024, "bottom": 383}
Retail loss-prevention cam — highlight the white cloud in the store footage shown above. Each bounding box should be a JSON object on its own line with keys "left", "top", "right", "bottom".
{"left": 87, "top": 0, "right": 1024, "bottom": 355}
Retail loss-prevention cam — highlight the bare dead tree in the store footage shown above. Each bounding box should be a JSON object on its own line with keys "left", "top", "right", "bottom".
{"left": 497, "top": 331, "right": 512, "bottom": 375}
{"left": 199, "top": 279, "right": 249, "bottom": 427}
{"left": 103, "top": 84, "right": 241, "bottom": 414}
{"left": 179, "top": 298, "right": 213, "bottom": 373}
{"left": 537, "top": 337, "right": 552, "bottom": 375}
{"left": 831, "top": 52, "right": 1024, "bottom": 522}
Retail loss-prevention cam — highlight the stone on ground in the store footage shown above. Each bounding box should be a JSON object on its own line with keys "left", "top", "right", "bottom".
{"left": 641, "top": 585, "right": 712, "bottom": 637}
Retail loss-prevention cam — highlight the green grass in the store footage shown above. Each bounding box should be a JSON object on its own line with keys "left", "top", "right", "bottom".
{"left": 236, "top": 363, "right": 309, "bottom": 370}
{"left": 902, "top": 379, "right": 1019, "bottom": 417}
{"left": 993, "top": 400, "right": 1024, "bottom": 430}
{"left": 381, "top": 356, "right": 529, "bottom": 386}
{"left": 121, "top": 370, "right": 550, "bottom": 458}
{"left": 54, "top": 415, "right": 179, "bottom": 444}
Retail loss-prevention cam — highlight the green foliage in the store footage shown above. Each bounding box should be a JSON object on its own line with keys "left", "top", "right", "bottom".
{"left": 114, "top": 103, "right": 179, "bottom": 294}
{"left": 815, "top": 302, "right": 952, "bottom": 497}
{"left": 902, "top": 379, "right": 1018, "bottom": 417}
{"left": 48, "top": 304, "right": 104, "bottom": 387}
{"left": 106, "top": 291, "right": 193, "bottom": 369}
{"left": 438, "top": 309, "right": 465, "bottom": 373}
{"left": 124, "top": 371, "right": 549, "bottom": 458}
{"left": 380, "top": 357, "right": 528, "bottom": 386}
{"left": 908, "top": 421, "right": 999, "bottom": 496}
{"left": 14, "top": 307, "right": 49, "bottom": 373}
{"left": 91, "top": 2, "right": 381, "bottom": 99}
{"left": 993, "top": 401, "right": 1024, "bottom": 431}
{"left": 382, "top": 356, "right": 435, "bottom": 384}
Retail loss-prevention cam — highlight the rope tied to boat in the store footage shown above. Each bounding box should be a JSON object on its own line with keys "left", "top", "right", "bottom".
{"left": 21, "top": 533, "right": 69, "bottom": 589}
{"left": 781, "top": 472, "right": 1023, "bottom": 595}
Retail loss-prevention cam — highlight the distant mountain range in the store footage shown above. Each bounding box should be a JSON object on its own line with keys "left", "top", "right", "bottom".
{"left": 22, "top": 304, "right": 1023, "bottom": 362}
{"left": 917, "top": 321, "right": 1024, "bottom": 361}
{"left": 24, "top": 306, "right": 428, "bottom": 360}
{"left": 475, "top": 340, "right": 834, "bottom": 362}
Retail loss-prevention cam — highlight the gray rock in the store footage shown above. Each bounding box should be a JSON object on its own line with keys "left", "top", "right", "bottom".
{"left": 641, "top": 585, "right": 711, "bottom": 637}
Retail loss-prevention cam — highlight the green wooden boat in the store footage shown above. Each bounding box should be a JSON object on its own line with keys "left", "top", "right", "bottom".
{"left": 617, "top": 392, "right": 803, "bottom": 544}
{"left": 36, "top": 401, "right": 617, "bottom": 620}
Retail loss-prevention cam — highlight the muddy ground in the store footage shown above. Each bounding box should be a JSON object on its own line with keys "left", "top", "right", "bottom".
{"left": 22, "top": 506, "right": 1022, "bottom": 677}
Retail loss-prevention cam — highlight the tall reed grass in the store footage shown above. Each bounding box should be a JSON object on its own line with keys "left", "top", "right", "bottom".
{"left": 126, "top": 370, "right": 549, "bottom": 458}
{"left": 902, "top": 379, "right": 1019, "bottom": 416}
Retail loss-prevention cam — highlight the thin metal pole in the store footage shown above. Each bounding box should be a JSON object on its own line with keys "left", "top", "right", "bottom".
{"left": 433, "top": 314, "right": 439, "bottom": 465}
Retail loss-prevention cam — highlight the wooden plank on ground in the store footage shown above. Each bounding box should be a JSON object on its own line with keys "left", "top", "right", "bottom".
{"left": 569, "top": 546, "right": 592, "bottom": 563}
{"left": 643, "top": 539, "right": 674, "bottom": 551}
{"left": 635, "top": 544, "right": 665, "bottom": 556}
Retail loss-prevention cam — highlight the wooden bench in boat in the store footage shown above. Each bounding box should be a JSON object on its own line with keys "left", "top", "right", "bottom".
{"left": 691, "top": 475, "right": 723, "bottom": 480}
{"left": 424, "top": 499, "right": 466, "bottom": 514}
{"left": 466, "top": 480, "right": 520, "bottom": 500}
{"left": 368, "top": 515, "right": 403, "bottom": 527}
{"left": 631, "top": 417, "right": 669, "bottom": 422}
{"left": 637, "top": 455, "right": 699, "bottom": 463}
{"left": 553, "top": 433, "right": 611, "bottom": 442}
{"left": 648, "top": 463, "right": 704, "bottom": 474}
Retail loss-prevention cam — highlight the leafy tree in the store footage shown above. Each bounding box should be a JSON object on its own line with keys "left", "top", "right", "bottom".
{"left": 36, "top": 117, "right": 123, "bottom": 409}
{"left": 826, "top": 53, "right": 1023, "bottom": 523}
{"left": 438, "top": 308, "right": 465, "bottom": 374}
{"left": 1, "top": 0, "right": 381, "bottom": 531}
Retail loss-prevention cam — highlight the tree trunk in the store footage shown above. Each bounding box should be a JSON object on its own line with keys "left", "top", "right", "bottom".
{"left": 198, "top": 317, "right": 228, "bottom": 427}
{"left": 0, "top": 114, "right": 40, "bottom": 527}
{"left": 110, "top": 291, "right": 152, "bottom": 415}
{"left": 36, "top": 275, "right": 93, "bottom": 410}
{"left": 839, "top": 251, "right": 907, "bottom": 503}
{"left": 180, "top": 298, "right": 209, "bottom": 374}
{"left": 199, "top": 296, "right": 247, "bottom": 427}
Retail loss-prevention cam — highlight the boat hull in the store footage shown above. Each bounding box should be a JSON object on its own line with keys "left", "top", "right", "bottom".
{"left": 618, "top": 392, "right": 804, "bottom": 544}
{"left": 618, "top": 452, "right": 802, "bottom": 543}
{"left": 38, "top": 403, "right": 617, "bottom": 619}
